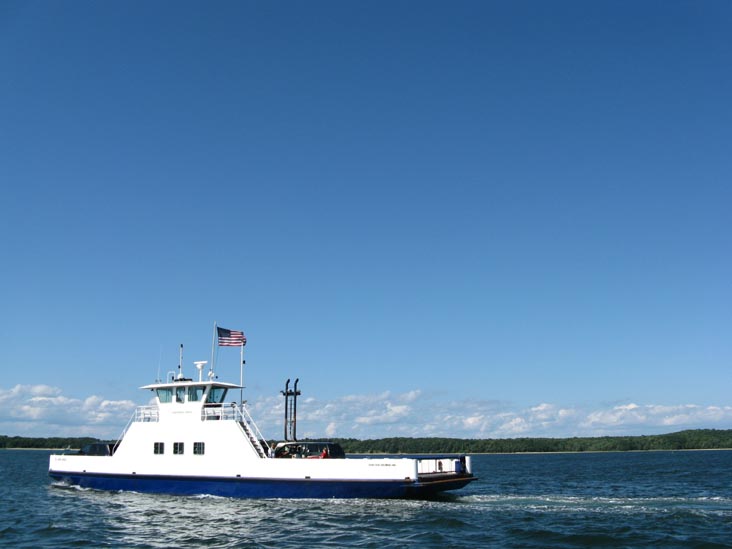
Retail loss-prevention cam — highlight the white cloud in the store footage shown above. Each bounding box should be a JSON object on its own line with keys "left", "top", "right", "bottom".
{"left": 0, "top": 384, "right": 61, "bottom": 404}
{"left": 280, "top": 395, "right": 732, "bottom": 439}
{"left": 2, "top": 383, "right": 731, "bottom": 441}
{"left": 462, "top": 415, "right": 484, "bottom": 429}
{"left": 355, "top": 402, "right": 411, "bottom": 425}
{"left": 0, "top": 384, "right": 136, "bottom": 438}
{"left": 580, "top": 403, "right": 732, "bottom": 434}
{"left": 498, "top": 416, "right": 530, "bottom": 435}
{"left": 400, "top": 390, "right": 421, "bottom": 403}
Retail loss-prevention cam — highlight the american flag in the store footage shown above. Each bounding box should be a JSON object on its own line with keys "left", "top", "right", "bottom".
{"left": 217, "top": 327, "right": 246, "bottom": 347}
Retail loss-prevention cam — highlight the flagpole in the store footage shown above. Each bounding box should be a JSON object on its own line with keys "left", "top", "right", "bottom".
{"left": 240, "top": 342, "right": 244, "bottom": 406}
{"left": 210, "top": 321, "right": 217, "bottom": 376}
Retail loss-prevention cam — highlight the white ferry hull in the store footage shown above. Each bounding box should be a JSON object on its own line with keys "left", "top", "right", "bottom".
{"left": 49, "top": 449, "right": 475, "bottom": 499}
{"left": 48, "top": 469, "right": 475, "bottom": 499}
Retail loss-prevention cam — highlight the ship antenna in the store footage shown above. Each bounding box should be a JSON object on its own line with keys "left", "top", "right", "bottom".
{"left": 177, "top": 344, "right": 184, "bottom": 380}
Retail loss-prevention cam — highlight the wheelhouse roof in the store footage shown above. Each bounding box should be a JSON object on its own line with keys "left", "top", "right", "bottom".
{"left": 140, "top": 380, "right": 241, "bottom": 390}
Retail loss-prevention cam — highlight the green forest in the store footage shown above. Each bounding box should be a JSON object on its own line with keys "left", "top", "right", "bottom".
{"left": 331, "top": 429, "right": 732, "bottom": 454}
{"left": 0, "top": 436, "right": 99, "bottom": 450}
{"left": 3, "top": 429, "right": 732, "bottom": 453}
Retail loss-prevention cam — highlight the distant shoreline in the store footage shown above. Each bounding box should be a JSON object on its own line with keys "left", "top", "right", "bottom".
{"left": 333, "top": 428, "right": 732, "bottom": 454}
{"left": 487, "top": 447, "right": 732, "bottom": 455}
{"left": 352, "top": 447, "right": 732, "bottom": 456}
{"left": 3, "top": 429, "right": 732, "bottom": 454}
{"left": 9, "top": 447, "right": 731, "bottom": 455}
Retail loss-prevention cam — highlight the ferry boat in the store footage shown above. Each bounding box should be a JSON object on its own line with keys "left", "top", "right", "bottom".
{"left": 48, "top": 335, "right": 476, "bottom": 499}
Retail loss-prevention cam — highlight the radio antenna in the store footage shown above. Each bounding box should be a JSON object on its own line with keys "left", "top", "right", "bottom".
{"left": 177, "top": 344, "right": 184, "bottom": 379}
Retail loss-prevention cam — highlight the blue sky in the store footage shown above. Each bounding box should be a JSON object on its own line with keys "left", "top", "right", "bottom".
{"left": 1, "top": 1, "right": 731, "bottom": 440}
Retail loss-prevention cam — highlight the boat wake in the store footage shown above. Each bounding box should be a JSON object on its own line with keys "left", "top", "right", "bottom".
{"left": 455, "top": 493, "right": 732, "bottom": 517}
{"left": 49, "top": 480, "right": 89, "bottom": 492}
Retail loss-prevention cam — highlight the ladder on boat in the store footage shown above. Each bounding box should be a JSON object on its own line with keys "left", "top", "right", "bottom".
{"left": 237, "top": 405, "right": 268, "bottom": 458}
{"left": 240, "top": 421, "right": 267, "bottom": 458}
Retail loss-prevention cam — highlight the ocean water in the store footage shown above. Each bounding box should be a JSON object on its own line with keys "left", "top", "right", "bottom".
{"left": 1, "top": 449, "right": 731, "bottom": 548}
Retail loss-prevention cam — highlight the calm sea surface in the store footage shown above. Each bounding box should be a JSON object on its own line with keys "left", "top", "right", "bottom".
{"left": 1, "top": 449, "right": 731, "bottom": 548}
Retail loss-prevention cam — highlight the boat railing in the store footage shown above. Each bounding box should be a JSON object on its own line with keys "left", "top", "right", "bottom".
{"left": 201, "top": 402, "right": 240, "bottom": 421}
{"left": 114, "top": 406, "right": 160, "bottom": 450}
{"left": 416, "top": 456, "right": 466, "bottom": 475}
{"left": 201, "top": 402, "right": 268, "bottom": 457}
{"left": 237, "top": 403, "right": 268, "bottom": 457}
{"left": 134, "top": 405, "right": 160, "bottom": 422}
{"left": 114, "top": 412, "right": 134, "bottom": 452}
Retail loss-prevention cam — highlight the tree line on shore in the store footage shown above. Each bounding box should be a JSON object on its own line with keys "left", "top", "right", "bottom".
{"left": 2, "top": 429, "right": 732, "bottom": 453}
{"left": 330, "top": 429, "right": 732, "bottom": 454}
{"left": 0, "top": 436, "right": 99, "bottom": 450}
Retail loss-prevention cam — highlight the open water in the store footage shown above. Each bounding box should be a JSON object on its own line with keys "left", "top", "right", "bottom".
{"left": 1, "top": 449, "right": 731, "bottom": 548}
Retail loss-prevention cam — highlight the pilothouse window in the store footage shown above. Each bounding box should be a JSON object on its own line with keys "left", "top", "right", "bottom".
{"left": 156, "top": 388, "right": 173, "bottom": 403}
{"left": 188, "top": 386, "right": 204, "bottom": 402}
{"left": 206, "top": 387, "right": 228, "bottom": 404}
{"left": 176, "top": 387, "right": 186, "bottom": 403}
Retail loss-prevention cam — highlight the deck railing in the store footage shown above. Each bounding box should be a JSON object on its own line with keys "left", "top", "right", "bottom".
{"left": 416, "top": 456, "right": 463, "bottom": 475}
{"left": 201, "top": 402, "right": 240, "bottom": 421}
{"left": 114, "top": 406, "right": 158, "bottom": 450}
{"left": 135, "top": 405, "right": 159, "bottom": 422}
{"left": 201, "top": 402, "right": 269, "bottom": 457}
{"left": 237, "top": 403, "right": 268, "bottom": 457}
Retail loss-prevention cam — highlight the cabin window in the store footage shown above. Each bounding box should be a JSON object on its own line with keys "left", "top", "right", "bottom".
{"left": 173, "top": 442, "right": 184, "bottom": 455}
{"left": 154, "top": 442, "right": 164, "bottom": 454}
{"left": 207, "top": 387, "right": 228, "bottom": 404}
{"left": 175, "top": 387, "right": 186, "bottom": 403}
{"left": 156, "top": 388, "right": 173, "bottom": 403}
{"left": 188, "top": 386, "right": 204, "bottom": 402}
{"left": 193, "top": 442, "right": 205, "bottom": 455}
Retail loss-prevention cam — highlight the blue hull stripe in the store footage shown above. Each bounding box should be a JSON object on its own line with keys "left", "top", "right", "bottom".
{"left": 49, "top": 471, "right": 474, "bottom": 499}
